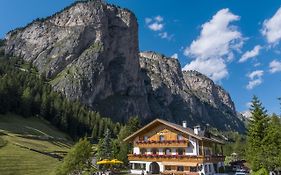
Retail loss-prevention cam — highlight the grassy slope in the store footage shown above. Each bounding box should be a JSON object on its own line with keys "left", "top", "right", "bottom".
{"left": 0, "top": 114, "right": 73, "bottom": 175}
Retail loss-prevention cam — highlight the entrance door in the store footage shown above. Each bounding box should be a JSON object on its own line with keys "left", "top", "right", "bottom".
{"left": 149, "top": 162, "right": 160, "bottom": 174}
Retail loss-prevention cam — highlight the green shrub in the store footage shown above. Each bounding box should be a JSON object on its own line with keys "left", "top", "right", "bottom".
{"left": 252, "top": 168, "right": 269, "bottom": 175}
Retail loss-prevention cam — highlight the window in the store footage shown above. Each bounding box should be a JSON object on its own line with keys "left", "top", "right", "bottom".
{"left": 152, "top": 148, "right": 157, "bottom": 154}
{"left": 133, "top": 163, "right": 146, "bottom": 170}
{"left": 177, "top": 166, "right": 184, "bottom": 171}
{"left": 205, "top": 165, "right": 208, "bottom": 173}
{"left": 140, "top": 148, "right": 146, "bottom": 154}
{"left": 177, "top": 134, "right": 183, "bottom": 140}
{"left": 165, "top": 148, "right": 171, "bottom": 155}
{"left": 190, "top": 166, "right": 197, "bottom": 172}
{"left": 141, "top": 164, "right": 146, "bottom": 170}
{"left": 165, "top": 166, "right": 172, "bottom": 171}
{"left": 159, "top": 135, "right": 165, "bottom": 141}
{"left": 209, "top": 164, "right": 212, "bottom": 172}
{"left": 177, "top": 148, "right": 185, "bottom": 155}
{"left": 144, "top": 136, "right": 148, "bottom": 141}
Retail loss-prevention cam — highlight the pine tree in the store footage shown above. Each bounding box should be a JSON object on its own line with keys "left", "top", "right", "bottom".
{"left": 246, "top": 96, "right": 269, "bottom": 171}
{"left": 262, "top": 114, "right": 281, "bottom": 172}
{"left": 21, "top": 87, "right": 32, "bottom": 117}
{"left": 55, "top": 138, "right": 93, "bottom": 175}
{"left": 97, "top": 128, "right": 113, "bottom": 160}
{"left": 116, "top": 117, "right": 141, "bottom": 163}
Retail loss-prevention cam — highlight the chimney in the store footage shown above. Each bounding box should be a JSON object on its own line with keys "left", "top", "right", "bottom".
{"left": 182, "top": 121, "right": 187, "bottom": 128}
{"left": 194, "top": 125, "right": 201, "bottom": 135}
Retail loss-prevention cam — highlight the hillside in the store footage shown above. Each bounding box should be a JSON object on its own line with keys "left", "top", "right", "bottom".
{"left": 3, "top": 0, "right": 245, "bottom": 132}
{"left": 0, "top": 114, "right": 72, "bottom": 175}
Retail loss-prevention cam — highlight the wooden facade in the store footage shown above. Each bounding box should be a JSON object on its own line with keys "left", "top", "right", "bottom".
{"left": 124, "top": 119, "right": 225, "bottom": 175}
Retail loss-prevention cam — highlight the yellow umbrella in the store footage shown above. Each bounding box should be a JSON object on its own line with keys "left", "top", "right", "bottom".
{"left": 97, "top": 159, "right": 111, "bottom": 165}
{"left": 110, "top": 159, "right": 123, "bottom": 164}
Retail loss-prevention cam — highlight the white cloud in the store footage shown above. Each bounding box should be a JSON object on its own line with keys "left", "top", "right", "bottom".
{"left": 262, "top": 7, "right": 281, "bottom": 44}
{"left": 146, "top": 15, "right": 164, "bottom": 31}
{"left": 269, "top": 60, "right": 281, "bottom": 73}
{"left": 184, "top": 58, "right": 228, "bottom": 81}
{"left": 239, "top": 45, "right": 262, "bottom": 63}
{"left": 145, "top": 16, "right": 174, "bottom": 40}
{"left": 148, "top": 23, "right": 163, "bottom": 31}
{"left": 145, "top": 18, "right": 152, "bottom": 24}
{"left": 246, "top": 79, "right": 262, "bottom": 90}
{"left": 155, "top": 15, "right": 163, "bottom": 22}
{"left": 159, "top": 32, "right": 173, "bottom": 40}
{"left": 254, "top": 62, "right": 261, "bottom": 67}
{"left": 246, "top": 70, "right": 264, "bottom": 90}
{"left": 183, "top": 8, "right": 244, "bottom": 81}
{"left": 248, "top": 70, "right": 264, "bottom": 79}
{"left": 171, "top": 53, "right": 178, "bottom": 59}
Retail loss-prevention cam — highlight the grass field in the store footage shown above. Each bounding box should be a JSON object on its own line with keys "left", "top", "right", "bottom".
{"left": 0, "top": 114, "right": 73, "bottom": 175}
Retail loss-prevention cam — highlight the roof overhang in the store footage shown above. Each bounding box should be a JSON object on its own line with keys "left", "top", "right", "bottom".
{"left": 123, "top": 119, "right": 202, "bottom": 142}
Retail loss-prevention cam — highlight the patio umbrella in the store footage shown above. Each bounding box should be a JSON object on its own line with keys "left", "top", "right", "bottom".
{"left": 96, "top": 159, "right": 111, "bottom": 165}
{"left": 110, "top": 159, "right": 123, "bottom": 164}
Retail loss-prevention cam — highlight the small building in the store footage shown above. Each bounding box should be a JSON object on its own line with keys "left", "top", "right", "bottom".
{"left": 124, "top": 119, "right": 225, "bottom": 175}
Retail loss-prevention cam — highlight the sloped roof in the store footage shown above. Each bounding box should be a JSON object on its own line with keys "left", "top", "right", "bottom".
{"left": 123, "top": 119, "right": 224, "bottom": 144}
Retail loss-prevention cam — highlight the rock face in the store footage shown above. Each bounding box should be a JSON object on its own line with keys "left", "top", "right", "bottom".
{"left": 4, "top": 0, "right": 245, "bottom": 131}
{"left": 5, "top": 0, "right": 150, "bottom": 122}
{"left": 140, "top": 52, "right": 245, "bottom": 131}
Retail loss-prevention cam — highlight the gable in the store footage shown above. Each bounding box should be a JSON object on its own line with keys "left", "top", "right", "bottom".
{"left": 124, "top": 119, "right": 201, "bottom": 142}
{"left": 137, "top": 124, "right": 189, "bottom": 142}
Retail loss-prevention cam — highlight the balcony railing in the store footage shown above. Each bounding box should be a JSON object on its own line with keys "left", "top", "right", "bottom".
{"left": 136, "top": 140, "right": 189, "bottom": 148}
{"left": 162, "top": 171, "right": 199, "bottom": 175}
{"left": 128, "top": 154, "right": 225, "bottom": 163}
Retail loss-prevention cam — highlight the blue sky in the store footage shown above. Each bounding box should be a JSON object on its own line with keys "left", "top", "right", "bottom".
{"left": 1, "top": 0, "right": 281, "bottom": 114}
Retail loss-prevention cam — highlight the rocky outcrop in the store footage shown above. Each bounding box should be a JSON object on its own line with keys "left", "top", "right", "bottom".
{"left": 4, "top": 0, "right": 245, "bottom": 131}
{"left": 5, "top": 0, "right": 150, "bottom": 122}
{"left": 183, "top": 70, "right": 235, "bottom": 113}
{"left": 139, "top": 52, "right": 245, "bottom": 131}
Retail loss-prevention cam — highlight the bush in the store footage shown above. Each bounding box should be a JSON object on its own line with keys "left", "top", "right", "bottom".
{"left": 252, "top": 168, "right": 269, "bottom": 175}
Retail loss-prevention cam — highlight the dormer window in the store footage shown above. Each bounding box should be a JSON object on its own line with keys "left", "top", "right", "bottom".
{"left": 159, "top": 135, "right": 165, "bottom": 141}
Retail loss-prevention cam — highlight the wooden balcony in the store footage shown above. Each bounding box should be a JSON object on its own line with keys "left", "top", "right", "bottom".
{"left": 128, "top": 154, "right": 225, "bottom": 163}
{"left": 162, "top": 171, "right": 199, "bottom": 175}
{"left": 135, "top": 140, "right": 189, "bottom": 148}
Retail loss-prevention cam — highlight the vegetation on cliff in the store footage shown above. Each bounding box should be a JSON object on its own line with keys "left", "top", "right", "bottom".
{"left": 0, "top": 54, "right": 120, "bottom": 140}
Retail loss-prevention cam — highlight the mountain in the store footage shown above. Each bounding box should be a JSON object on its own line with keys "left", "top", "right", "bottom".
{"left": 140, "top": 52, "right": 245, "bottom": 131}
{"left": 4, "top": 0, "right": 245, "bottom": 131}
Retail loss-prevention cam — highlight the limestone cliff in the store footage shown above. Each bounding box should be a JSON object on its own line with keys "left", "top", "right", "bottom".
{"left": 4, "top": 0, "right": 245, "bottom": 131}
{"left": 139, "top": 52, "right": 244, "bottom": 131}
{"left": 5, "top": 0, "right": 150, "bottom": 122}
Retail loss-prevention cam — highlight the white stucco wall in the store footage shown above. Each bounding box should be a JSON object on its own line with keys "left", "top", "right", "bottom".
{"left": 129, "top": 161, "right": 164, "bottom": 175}
{"left": 186, "top": 136, "right": 197, "bottom": 155}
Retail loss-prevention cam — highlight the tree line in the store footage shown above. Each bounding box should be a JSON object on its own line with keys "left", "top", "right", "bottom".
{"left": 0, "top": 54, "right": 121, "bottom": 140}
